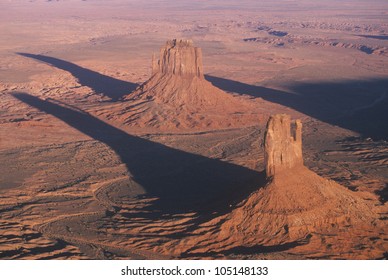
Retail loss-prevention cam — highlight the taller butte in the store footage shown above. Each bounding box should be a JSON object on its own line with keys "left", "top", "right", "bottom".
{"left": 162, "top": 114, "right": 387, "bottom": 258}
{"left": 98, "top": 39, "right": 261, "bottom": 131}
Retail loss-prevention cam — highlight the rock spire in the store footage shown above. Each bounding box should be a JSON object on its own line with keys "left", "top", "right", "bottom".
{"left": 264, "top": 114, "right": 303, "bottom": 178}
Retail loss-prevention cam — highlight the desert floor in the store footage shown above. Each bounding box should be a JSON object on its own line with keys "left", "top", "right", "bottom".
{"left": 0, "top": 0, "right": 387, "bottom": 259}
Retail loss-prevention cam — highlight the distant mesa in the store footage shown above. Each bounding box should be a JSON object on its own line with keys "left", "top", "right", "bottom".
{"left": 98, "top": 39, "right": 260, "bottom": 131}
{"left": 125, "top": 38, "right": 220, "bottom": 106}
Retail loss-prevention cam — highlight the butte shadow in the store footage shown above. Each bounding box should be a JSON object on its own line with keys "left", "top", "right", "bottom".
{"left": 357, "top": 35, "right": 388, "bottom": 41}
{"left": 180, "top": 238, "right": 310, "bottom": 258}
{"left": 16, "top": 53, "right": 138, "bottom": 101}
{"left": 205, "top": 75, "right": 388, "bottom": 140}
{"left": 12, "top": 92, "right": 264, "bottom": 216}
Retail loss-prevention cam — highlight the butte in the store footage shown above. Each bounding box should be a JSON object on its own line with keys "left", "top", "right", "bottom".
{"left": 162, "top": 114, "right": 387, "bottom": 258}
{"left": 97, "top": 39, "right": 261, "bottom": 131}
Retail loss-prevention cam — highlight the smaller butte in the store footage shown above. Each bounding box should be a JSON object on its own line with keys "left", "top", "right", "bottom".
{"left": 98, "top": 39, "right": 261, "bottom": 131}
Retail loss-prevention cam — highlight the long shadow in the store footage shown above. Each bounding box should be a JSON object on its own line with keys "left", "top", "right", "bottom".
{"left": 181, "top": 235, "right": 311, "bottom": 258}
{"left": 17, "top": 52, "right": 388, "bottom": 139}
{"left": 12, "top": 93, "right": 264, "bottom": 216}
{"left": 206, "top": 75, "right": 388, "bottom": 140}
{"left": 358, "top": 35, "right": 388, "bottom": 41}
{"left": 17, "top": 53, "right": 138, "bottom": 101}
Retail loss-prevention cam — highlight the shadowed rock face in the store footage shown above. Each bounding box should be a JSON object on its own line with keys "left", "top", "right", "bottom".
{"left": 264, "top": 114, "right": 303, "bottom": 178}
{"left": 152, "top": 39, "right": 203, "bottom": 78}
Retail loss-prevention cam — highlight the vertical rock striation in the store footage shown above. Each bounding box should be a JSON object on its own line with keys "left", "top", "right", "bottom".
{"left": 264, "top": 114, "right": 303, "bottom": 178}
{"left": 152, "top": 39, "right": 203, "bottom": 78}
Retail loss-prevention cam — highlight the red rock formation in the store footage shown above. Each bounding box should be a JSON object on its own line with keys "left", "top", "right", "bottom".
{"left": 105, "top": 39, "right": 261, "bottom": 131}
{"left": 264, "top": 114, "right": 303, "bottom": 178}
{"left": 152, "top": 39, "right": 203, "bottom": 78}
{"left": 130, "top": 39, "right": 214, "bottom": 106}
{"left": 164, "top": 114, "right": 385, "bottom": 258}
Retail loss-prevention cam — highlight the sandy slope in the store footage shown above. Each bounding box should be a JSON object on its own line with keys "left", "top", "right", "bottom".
{"left": 0, "top": 0, "right": 387, "bottom": 259}
{"left": 165, "top": 166, "right": 386, "bottom": 258}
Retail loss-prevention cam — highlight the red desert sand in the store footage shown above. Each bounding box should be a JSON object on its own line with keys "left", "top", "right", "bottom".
{"left": 0, "top": 0, "right": 387, "bottom": 259}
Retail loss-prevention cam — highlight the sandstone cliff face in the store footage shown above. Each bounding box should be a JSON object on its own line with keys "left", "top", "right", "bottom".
{"left": 264, "top": 114, "right": 303, "bottom": 178}
{"left": 152, "top": 39, "right": 203, "bottom": 78}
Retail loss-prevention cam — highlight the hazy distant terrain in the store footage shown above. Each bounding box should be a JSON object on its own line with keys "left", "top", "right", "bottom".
{"left": 0, "top": 0, "right": 387, "bottom": 259}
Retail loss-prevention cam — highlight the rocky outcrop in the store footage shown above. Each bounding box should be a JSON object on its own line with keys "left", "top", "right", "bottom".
{"left": 152, "top": 39, "right": 203, "bottom": 78}
{"left": 126, "top": 39, "right": 225, "bottom": 107}
{"left": 167, "top": 114, "right": 384, "bottom": 257}
{"left": 264, "top": 114, "right": 303, "bottom": 178}
{"left": 115, "top": 39, "right": 260, "bottom": 131}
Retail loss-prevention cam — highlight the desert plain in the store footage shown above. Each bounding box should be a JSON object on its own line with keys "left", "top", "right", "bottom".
{"left": 0, "top": 0, "right": 387, "bottom": 259}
